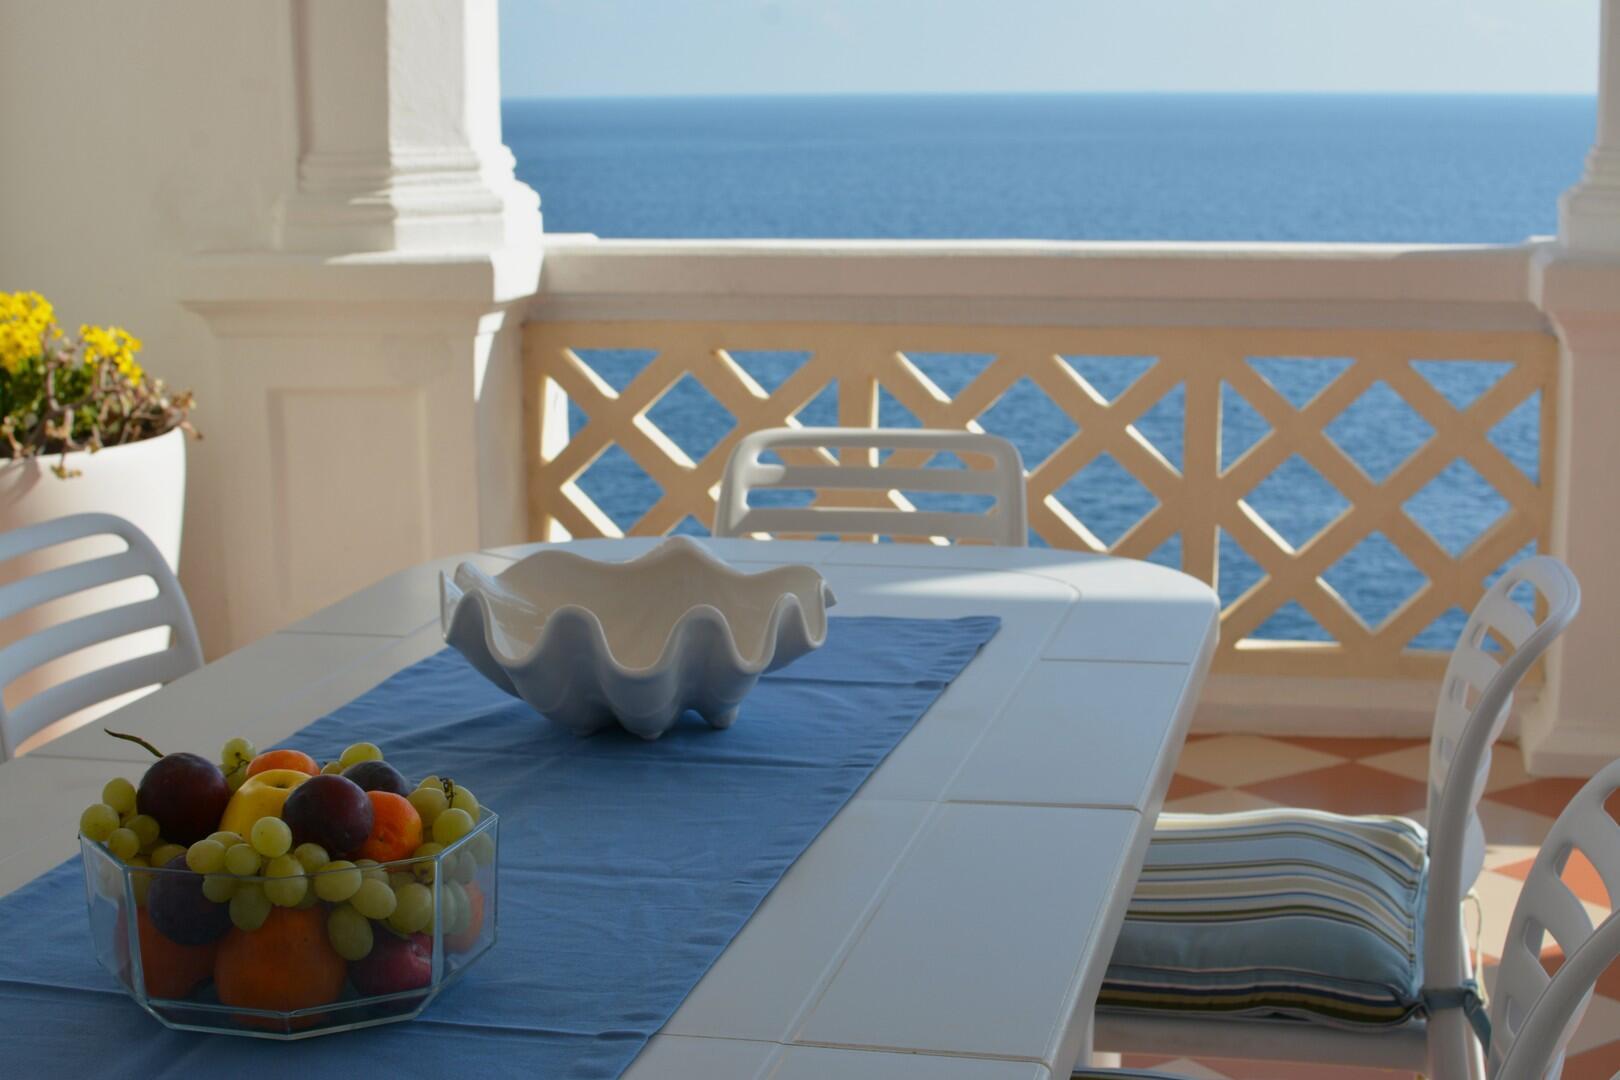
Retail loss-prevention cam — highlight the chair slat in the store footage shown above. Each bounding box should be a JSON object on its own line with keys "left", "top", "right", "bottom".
{"left": 0, "top": 548, "right": 150, "bottom": 623}
{"left": 747, "top": 464, "right": 1007, "bottom": 495}
{"left": 0, "top": 513, "right": 202, "bottom": 760}
{"left": 0, "top": 597, "right": 174, "bottom": 681}
{"left": 3, "top": 647, "right": 189, "bottom": 746}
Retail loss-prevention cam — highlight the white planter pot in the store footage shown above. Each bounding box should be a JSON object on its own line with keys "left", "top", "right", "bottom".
{"left": 0, "top": 428, "right": 188, "bottom": 752}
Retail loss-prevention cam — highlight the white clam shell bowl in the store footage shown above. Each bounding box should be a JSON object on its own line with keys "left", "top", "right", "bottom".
{"left": 440, "top": 537, "right": 836, "bottom": 739}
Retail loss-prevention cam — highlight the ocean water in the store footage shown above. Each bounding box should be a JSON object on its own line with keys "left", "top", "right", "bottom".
{"left": 502, "top": 94, "right": 1594, "bottom": 646}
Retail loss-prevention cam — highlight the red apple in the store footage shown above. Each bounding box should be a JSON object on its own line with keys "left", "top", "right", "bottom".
{"left": 349, "top": 930, "right": 432, "bottom": 996}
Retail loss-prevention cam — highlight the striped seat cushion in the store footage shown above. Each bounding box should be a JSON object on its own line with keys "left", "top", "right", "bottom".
{"left": 1098, "top": 807, "right": 1428, "bottom": 1030}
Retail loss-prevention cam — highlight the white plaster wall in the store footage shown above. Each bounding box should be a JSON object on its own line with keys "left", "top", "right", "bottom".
{"left": 0, "top": 1, "right": 301, "bottom": 653}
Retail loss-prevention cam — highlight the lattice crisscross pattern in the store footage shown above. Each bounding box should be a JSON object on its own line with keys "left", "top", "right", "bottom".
{"left": 524, "top": 322, "right": 1557, "bottom": 678}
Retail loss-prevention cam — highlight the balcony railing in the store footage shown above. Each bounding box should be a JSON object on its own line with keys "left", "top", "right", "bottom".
{"left": 521, "top": 239, "right": 1558, "bottom": 684}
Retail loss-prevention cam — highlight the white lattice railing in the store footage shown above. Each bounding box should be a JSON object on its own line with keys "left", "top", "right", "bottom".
{"left": 522, "top": 319, "right": 1557, "bottom": 680}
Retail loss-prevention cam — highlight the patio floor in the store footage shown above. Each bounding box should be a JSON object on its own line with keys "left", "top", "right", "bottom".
{"left": 1118, "top": 734, "right": 1620, "bottom": 1080}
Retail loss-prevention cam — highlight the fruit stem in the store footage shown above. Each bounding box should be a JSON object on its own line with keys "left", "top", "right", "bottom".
{"left": 104, "top": 728, "right": 163, "bottom": 759}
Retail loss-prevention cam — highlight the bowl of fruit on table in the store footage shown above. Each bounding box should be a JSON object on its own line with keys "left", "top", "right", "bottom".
{"left": 78, "top": 735, "right": 498, "bottom": 1038}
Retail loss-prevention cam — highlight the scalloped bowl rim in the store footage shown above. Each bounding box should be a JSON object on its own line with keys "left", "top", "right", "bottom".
{"left": 440, "top": 537, "right": 836, "bottom": 680}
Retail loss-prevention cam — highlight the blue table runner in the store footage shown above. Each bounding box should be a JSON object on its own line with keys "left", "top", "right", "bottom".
{"left": 0, "top": 615, "right": 998, "bottom": 1077}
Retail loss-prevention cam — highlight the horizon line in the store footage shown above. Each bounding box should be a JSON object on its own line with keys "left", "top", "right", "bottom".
{"left": 502, "top": 88, "right": 1598, "bottom": 104}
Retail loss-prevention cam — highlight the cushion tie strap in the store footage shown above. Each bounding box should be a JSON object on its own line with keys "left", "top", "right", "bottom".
{"left": 1423, "top": 981, "right": 1492, "bottom": 1053}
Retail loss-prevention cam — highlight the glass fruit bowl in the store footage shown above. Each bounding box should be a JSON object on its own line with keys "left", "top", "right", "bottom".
{"left": 80, "top": 810, "right": 498, "bottom": 1039}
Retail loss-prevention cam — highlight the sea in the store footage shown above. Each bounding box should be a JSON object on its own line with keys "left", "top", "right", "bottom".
{"left": 502, "top": 93, "right": 1596, "bottom": 646}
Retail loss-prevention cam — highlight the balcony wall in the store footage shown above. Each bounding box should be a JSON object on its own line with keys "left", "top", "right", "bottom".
{"left": 522, "top": 236, "right": 1560, "bottom": 737}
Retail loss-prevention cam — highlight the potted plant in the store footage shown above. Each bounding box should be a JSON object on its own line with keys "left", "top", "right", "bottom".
{"left": 0, "top": 290, "right": 199, "bottom": 747}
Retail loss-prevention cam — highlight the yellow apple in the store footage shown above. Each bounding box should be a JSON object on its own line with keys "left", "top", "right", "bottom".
{"left": 219, "top": 768, "right": 310, "bottom": 836}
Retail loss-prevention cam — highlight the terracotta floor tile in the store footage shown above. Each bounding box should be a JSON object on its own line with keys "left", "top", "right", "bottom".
{"left": 1166, "top": 773, "right": 1222, "bottom": 801}
{"left": 1269, "top": 736, "right": 1426, "bottom": 760}
{"left": 1172, "top": 735, "right": 1344, "bottom": 787}
{"left": 1488, "top": 776, "right": 1590, "bottom": 818}
{"left": 1239, "top": 762, "right": 1430, "bottom": 817}
{"left": 1562, "top": 1038, "right": 1620, "bottom": 1080}
{"left": 1476, "top": 798, "right": 1557, "bottom": 848}
{"left": 1358, "top": 744, "right": 1432, "bottom": 783}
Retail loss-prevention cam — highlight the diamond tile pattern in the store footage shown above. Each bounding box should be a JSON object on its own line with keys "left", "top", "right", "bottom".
{"left": 1127, "top": 735, "right": 1620, "bottom": 1079}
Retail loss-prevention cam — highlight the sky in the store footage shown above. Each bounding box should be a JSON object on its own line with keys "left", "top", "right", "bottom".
{"left": 498, "top": 0, "right": 1600, "bottom": 99}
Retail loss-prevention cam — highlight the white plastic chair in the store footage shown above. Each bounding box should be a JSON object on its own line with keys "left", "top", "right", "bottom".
{"left": 1095, "top": 555, "right": 1582, "bottom": 1078}
{"left": 1492, "top": 757, "right": 1620, "bottom": 1080}
{"left": 0, "top": 513, "right": 202, "bottom": 758}
{"left": 713, "top": 427, "right": 1028, "bottom": 546}
{"left": 1078, "top": 757, "right": 1620, "bottom": 1080}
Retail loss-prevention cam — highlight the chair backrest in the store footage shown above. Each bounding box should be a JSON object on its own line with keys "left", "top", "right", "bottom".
{"left": 0, "top": 512, "right": 202, "bottom": 758}
{"left": 714, "top": 427, "right": 1028, "bottom": 547}
{"left": 1490, "top": 758, "right": 1620, "bottom": 1080}
{"left": 1425, "top": 556, "right": 1581, "bottom": 899}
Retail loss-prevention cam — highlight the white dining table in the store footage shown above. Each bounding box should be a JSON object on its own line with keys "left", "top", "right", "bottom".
{"left": 0, "top": 538, "right": 1217, "bottom": 1079}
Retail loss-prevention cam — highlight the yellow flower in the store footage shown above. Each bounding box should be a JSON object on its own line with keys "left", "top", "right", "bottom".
{"left": 81, "top": 323, "right": 144, "bottom": 383}
{"left": 0, "top": 291, "right": 56, "bottom": 374}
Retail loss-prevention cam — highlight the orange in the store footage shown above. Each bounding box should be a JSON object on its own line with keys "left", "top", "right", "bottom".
{"left": 245, "top": 749, "right": 320, "bottom": 778}
{"left": 446, "top": 881, "right": 485, "bottom": 953}
{"left": 122, "top": 907, "right": 218, "bottom": 999}
{"left": 214, "top": 906, "right": 346, "bottom": 1015}
{"left": 356, "top": 791, "right": 423, "bottom": 863}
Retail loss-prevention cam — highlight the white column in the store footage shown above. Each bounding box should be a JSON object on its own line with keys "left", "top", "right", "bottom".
{"left": 187, "top": 0, "right": 542, "bottom": 645}
{"left": 1560, "top": 0, "right": 1620, "bottom": 253}
{"left": 1524, "top": 0, "right": 1620, "bottom": 774}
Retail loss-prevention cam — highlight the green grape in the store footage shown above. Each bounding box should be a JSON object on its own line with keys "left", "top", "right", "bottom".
{"left": 350, "top": 878, "right": 397, "bottom": 920}
{"left": 221, "top": 736, "right": 256, "bottom": 771}
{"left": 387, "top": 882, "right": 433, "bottom": 934}
{"left": 320, "top": 760, "right": 345, "bottom": 775}
{"left": 292, "top": 842, "right": 329, "bottom": 873}
{"left": 250, "top": 817, "right": 292, "bottom": 858}
{"left": 127, "top": 814, "right": 162, "bottom": 852}
{"left": 355, "top": 858, "right": 388, "bottom": 882}
{"left": 326, "top": 904, "right": 374, "bottom": 961}
{"left": 442, "top": 880, "right": 470, "bottom": 936}
{"left": 449, "top": 784, "right": 479, "bottom": 820}
{"left": 449, "top": 848, "right": 478, "bottom": 885}
{"left": 387, "top": 870, "right": 415, "bottom": 891}
{"left": 80, "top": 803, "right": 120, "bottom": 842}
{"left": 417, "top": 775, "right": 440, "bottom": 790}
{"left": 229, "top": 883, "right": 272, "bottom": 931}
{"left": 295, "top": 889, "right": 319, "bottom": 909}
{"left": 107, "top": 828, "right": 140, "bottom": 861}
{"left": 186, "top": 839, "right": 227, "bottom": 874}
{"left": 469, "top": 831, "right": 496, "bottom": 868}
{"left": 224, "top": 843, "right": 262, "bottom": 877}
{"left": 312, "top": 860, "right": 362, "bottom": 902}
{"left": 150, "top": 843, "right": 186, "bottom": 868}
{"left": 339, "top": 742, "right": 382, "bottom": 767}
{"left": 407, "top": 786, "right": 448, "bottom": 827}
{"left": 225, "top": 763, "right": 249, "bottom": 792}
{"left": 101, "top": 777, "right": 137, "bottom": 816}
{"left": 125, "top": 854, "right": 148, "bottom": 868}
{"left": 206, "top": 830, "right": 242, "bottom": 848}
{"left": 432, "top": 808, "right": 474, "bottom": 846}
{"left": 263, "top": 855, "right": 307, "bottom": 907}
{"left": 410, "top": 841, "right": 444, "bottom": 883}
{"left": 201, "top": 873, "right": 238, "bottom": 903}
